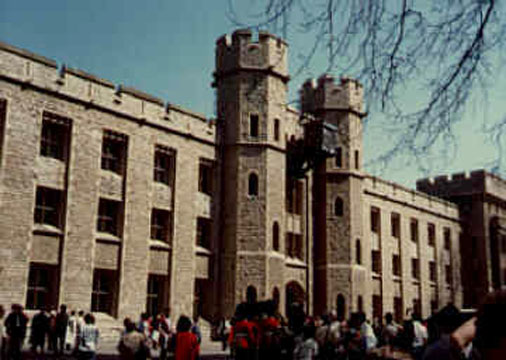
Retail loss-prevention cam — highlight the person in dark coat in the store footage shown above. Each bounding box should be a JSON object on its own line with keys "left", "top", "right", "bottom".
{"left": 4, "top": 304, "right": 28, "bottom": 360}
{"left": 55, "top": 304, "right": 69, "bottom": 354}
{"left": 30, "top": 309, "right": 49, "bottom": 354}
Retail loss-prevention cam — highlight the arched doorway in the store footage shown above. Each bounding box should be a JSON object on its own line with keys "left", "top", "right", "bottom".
{"left": 285, "top": 281, "right": 305, "bottom": 316}
{"left": 336, "top": 294, "right": 346, "bottom": 321}
{"left": 246, "top": 285, "right": 257, "bottom": 304}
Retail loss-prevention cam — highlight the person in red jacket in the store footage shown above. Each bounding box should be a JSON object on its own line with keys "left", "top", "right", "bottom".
{"left": 259, "top": 300, "right": 282, "bottom": 358}
{"left": 173, "top": 315, "right": 200, "bottom": 360}
{"left": 229, "top": 305, "right": 256, "bottom": 360}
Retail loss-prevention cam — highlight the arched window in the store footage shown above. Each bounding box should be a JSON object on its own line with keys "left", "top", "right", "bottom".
{"left": 334, "top": 197, "right": 343, "bottom": 216}
{"left": 273, "top": 222, "right": 280, "bottom": 251}
{"left": 336, "top": 294, "right": 346, "bottom": 321}
{"left": 246, "top": 285, "right": 257, "bottom": 304}
{"left": 248, "top": 173, "right": 258, "bottom": 196}
{"left": 274, "top": 119, "right": 280, "bottom": 141}
{"left": 356, "top": 239, "right": 362, "bottom": 265}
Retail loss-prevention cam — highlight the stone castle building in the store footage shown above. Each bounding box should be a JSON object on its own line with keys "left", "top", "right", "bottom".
{"left": 0, "top": 29, "right": 502, "bottom": 323}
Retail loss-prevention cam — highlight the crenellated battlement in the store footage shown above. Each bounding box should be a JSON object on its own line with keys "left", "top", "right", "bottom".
{"left": 214, "top": 29, "right": 289, "bottom": 84}
{"left": 300, "top": 74, "right": 364, "bottom": 116}
{"left": 0, "top": 40, "right": 215, "bottom": 143}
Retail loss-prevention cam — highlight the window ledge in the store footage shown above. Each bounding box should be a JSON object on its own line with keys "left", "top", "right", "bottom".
{"left": 33, "top": 224, "right": 63, "bottom": 236}
{"left": 96, "top": 232, "right": 121, "bottom": 243}
{"left": 392, "top": 275, "right": 401, "bottom": 281}
{"left": 412, "top": 279, "right": 421, "bottom": 285}
{"left": 285, "top": 257, "right": 306, "bottom": 268}
{"left": 195, "top": 246, "right": 212, "bottom": 256}
{"left": 149, "top": 239, "right": 171, "bottom": 250}
{"left": 372, "top": 272, "right": 382, "bottom": 279}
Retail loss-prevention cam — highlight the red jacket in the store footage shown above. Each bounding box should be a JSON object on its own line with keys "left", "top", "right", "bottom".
{"left": 229, "top": 319, "right": 256, "bottom": 349}
{"left": 174, "top": 332, "right": 200, "bottom": 360}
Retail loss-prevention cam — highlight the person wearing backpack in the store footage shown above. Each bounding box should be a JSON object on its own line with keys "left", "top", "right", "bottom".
{"left": 259, "top": 301, "right": 282, "bottom": 358}
{"left": 229, "top": 308, "right": 256, "bottom": 360}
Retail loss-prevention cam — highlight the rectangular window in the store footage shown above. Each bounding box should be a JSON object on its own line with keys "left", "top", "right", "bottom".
{"left": 410, "top": 218, "right": 419, "bottom": 243}
{"left": 154, "top": 145, "right": 175, "bottom": 186}
{"left": 196, "top": 217, "right": 212, "bottom": 249}
{"left": 371, "top": 207, "right": 380, "bottom": 233}
{"left": 412, "top": 258, "right": 420, "bottom": 279}
{"left": 286, "top": 178, "right": 303, "bottom": 215}
{"left": 274, "top": 119, "right": 280, "bottom": 141}
{"left": 97, "top": 198, "right": 122, "bottom": 236}
{"left": 335, "top": 147, "right": 342, "bottom": 168}
{"left": 392, "top": 254, "right": 401, "bottom": 276}
{"left": 198, "top": 159, "right": 214, "bottom": 195}
{"left": 372, "top": 250, "right": 381, "bottom": 274}
{"left": 354, "top": 150, "right": 359, "bottom": 169}
{"left": 91, "top": 269, "right": 117, "bottom": 315}
{"left": 391, "top": 213, "right": 400, "bottom": 238}
{"left": 146, "top": 274, "right": 169, "bottom": 317}
{"left": 428, "top": 223, "right": 436, "bottom": 246}
{"left": 445, "top": 264, "right": 452, "bottom": 285}
{"left": 250, "top": 114, "right": 259, "bottom": 137}
{"left": 101, "top": 130, "right": 128, "bottom": 175}
{"left": 150, "top": 209, "right": 171, "bottom": 243}
{"left": 26, "top": 263, "right": 59, "bottom": 310}
{"left": 40, "top": 112, "right": 71, "bottom": 161}
{"left": 394, "top": 297, "right": 403, "bottom": 323}
{"left": 294, "top": 234, "right": 303, "bottom": 260}
{"left": 372, "top": 295, "right": 382, "bottom": 320}
{"left": 413, "top": 298, "right": 421, "bottom": 316}
{"left": 444, "top": 228, "right": 451, "bottom": 250}
{"left": 34, "top": 187, "right": 63, "bottom": 228}
{"left": 429, "top": 261, "right": 437, "bottom": 282}
{"left": 285, "top": 232, "right": 303, "bottom": 260}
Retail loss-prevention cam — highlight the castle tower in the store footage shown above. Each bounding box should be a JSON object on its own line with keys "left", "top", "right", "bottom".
{"left": 214, "top": 30, "right": 305, "bottom": 316}
{"left": 301, "top": 75, "right": 367, "bottom": 317}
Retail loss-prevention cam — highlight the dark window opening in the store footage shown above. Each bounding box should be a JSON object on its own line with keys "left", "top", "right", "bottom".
{"left": 413, "top": 298, "right": 421, "bottom": 317}
{"left": 40, "top": 112, "right": 71, "bottom": 161}
{"left": 372, "top": 295, "right": 382, "bottom": 320}
{"left": 354, "top": 150, "right": 360, "bottom": 169}
{"left": 430, "top": 261, "right": 437, "bottom": 282}
{"left": 286, "top": 178, "right": 303, "bottom": 214}
{"left": 444, "top": 228, "right": 451, "bottom": 250}
{"left": 250, "top": 114, "right": 259, "bottom": 137}
{"left": 34, "top": 187, "right": 63, "bottom": 228}
{"left": 356, "top": 239, "right": 362, "bottom": 265}
{"left": 273, "top": 222, "right": 280, "bottom": 251}
{"left": 151, "top": 208, "right": 172, "bottom": 244}
{"left": 246, "top": 286, "right": 258, "bottom": 304}
{"left": 146, "top": 274, "right": 169, "bottom": 317}
{"left": 101, "top": 130, "right": 128, "bottom": 175}
{"left": 199, "top": 160, "right": 214, "bottom": 195}
{"left": 445, "top": 265, "right": 452, "bottom": 285}
{"left": 286, "top": 232, "right": 303, "bottom": 260}
{"left": 91, "top": 269, "right": 118, "bottom": 315}
{"left": 428, "top": 223, "right": 436, "bottom": 246}
{"left": 357, "top": 296, "right": 363, "bottom": 312}
{"left": 394, "top": 297, "right": 403, "bottom": 323}
{"left": 196, "top": 217, "right": 212, "bottom": 249}
{"left": 392, "top": 254, "right": 401, "bottom": 276}
{"left": 274, "top": 119, "right": 280, "bottom": 141}
{"left": 391, "top": 213, "right": 400, "bottom": 238}
{"left": 154, "top": 145, "right": 175, "bottom": 186}
{"left": 26, "top": 263, "right": 59, "bottom": 310}
{"left": 412, "top": 258, "right": 420, "bottom": 279}
{"left": 248, "top": 173, "right": 258, "bottom": 196}
{"left": 372, "top": 250, "right": 381, "bottom": 274}
{"left": 371, "top": 207, "right": 380, "bottom": 233}
{"left": 97, "top": 198, "right": 122, "bottom": 236}
{"left": 334, "top": 197, "right": 344, "bottom": 217}
{"left": 410, "top": 218, "right": 419, "bottom": 243}
{"left": 335, "top": 147, "right": 342, "bottom": 168}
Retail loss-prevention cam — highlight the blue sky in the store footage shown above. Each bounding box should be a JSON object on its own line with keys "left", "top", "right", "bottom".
{"left": 0, "top": 0, "right": 502, "bottom": 187}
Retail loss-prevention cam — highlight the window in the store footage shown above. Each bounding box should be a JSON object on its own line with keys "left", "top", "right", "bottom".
{"left": 196, "top": 217, "right": 212, "bottom": 249}
{"left": 274, "top": 119, "right": 280, "bottom": 141}
{"left": 371, "top": 207, "right": 380, "bottom": 233}
{"left": 198, "top": 159, "right": 214, "bottom": 195}
{"left": 394, "top": 297, "right": 403, "bottom": 323}
{"left": 250, "top": 114, "right": 259, "bottom": 137}
{"left": 356, "top": 239, "right": 362, "bottom": 265}
{"left": 101, "top": 130, "right": 127, "bottom": 175}
{"left": 429, "top": 261, "right": 437, "bottom": 282}
{"left": 410, "top": 218, "right": 419, "bottom": 243}
{"left": 413, "top": 298, "right": 421, "bottom": 316}
{"left": 392, "top": 255, "right": 401, "bottom": 276}
{"left": 445, "top": 265, "right": 452, "bottom": 285}
{"left": 444, "top": 228, "right": 451, "bottom": 250}
{"left": 150, "top": 209, "right": 171, "bottom": 243}
{"left": 286, "top": 232, "right": 303, "bottom": 260}
{"left": 97, "top": 198, "right": 122, "bottom": 236}
{"left": 40, "top": 112, "right": 71, "bottom": 161}
{"left": 357, "top": 296, "right": 363, "bottom": 312}
{"left": 391, "top": 213, "right": 400, "bottom": 238}
{"left": 412, "top": 258, "right": 420, "bottom": 279}
{"left": 334, "top": 197, "right": 344, "bottom": 217}
{"left": 354, "top": 150, "right": 360, "bottom": 169}
{"left": 26, "top": 263, "right": 58, "bottom": 310}
{"left": 91, "top": 269, "right": 117, "bottom": 315}
{"left": 146, "top": 274, "right": 168, "bottom": 317}
{"left": 273, "top": 222, "right": 280, "bottom": 251}
{"left": 428, "top": 223, "right": 436, "bottom": 246}
{"left": 286, "top": 178, "right": 303, "bottom": 214}
{"left": 372, "top": 295, "right": 382, "bottom": 320}
{"left": 335, "top": 147, "right": 342, "bottom": 168}
{"left": 372, "top": 250, "right": 381, "bottom": 274}
{"left": 34, "top": 187, "right": 63, "bottom": 228}
{"left": 248, "top": 173, "right": 258, "bottom": 196}
{"left": 154, "top": 145, "right": 175, "bottom": 186}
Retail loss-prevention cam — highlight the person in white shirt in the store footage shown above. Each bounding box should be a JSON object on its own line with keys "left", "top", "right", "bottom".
{"left": 293, "top": 324, "right": 319, "bottom": 360}
{"left": 411, "top": 313, "right": 428, "bottom": 360}
{"left": 76, "top": 314, "right": 99, "bottom": 360}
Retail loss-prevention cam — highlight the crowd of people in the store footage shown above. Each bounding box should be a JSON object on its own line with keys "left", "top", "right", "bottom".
{"left": 0, "top": 289, "right": 505, "bottom": 359}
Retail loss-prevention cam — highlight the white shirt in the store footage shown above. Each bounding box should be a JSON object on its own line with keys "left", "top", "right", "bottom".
{"left": 293, "top": 338, "right": 318, "bottom": 360}
{"left": 78, "top": 324, "right": 99, "bottom": 352}
{"left": 412, "top": 321, "right": 428, "bottom": 348}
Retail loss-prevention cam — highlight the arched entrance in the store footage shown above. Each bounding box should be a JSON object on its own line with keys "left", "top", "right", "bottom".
{"left": 246, "top": 285, "right": 258, "bottom": 304}
{"left": 285, "top": 281, "right": 305, "bottom": 316}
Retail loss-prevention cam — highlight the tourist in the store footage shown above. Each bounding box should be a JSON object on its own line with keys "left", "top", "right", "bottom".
{"left": 4, "top": 304, "right": 28, "bottom": 360}
{"left": 292, "top": 323, "right": 318, "bottom": 360}
{"left": 76, "top": 313, "right": 99, "bottom": 360}
{"left": 0, "top": 305, "right": 6, "bottom": 359}
{"left": 47, "top": 309, "right": 57, "bottom": 353}
{"left": 259, "top": 300, "right": 282, "bottom": 358}
{"left": 30, "top": 308, "right": 49, "bottom": 355}
{"left": 229, "top": 305, "right": 256, "bottom": 360}
{"left": 118, "top": 318, "right": 149, "bottom": 360}
{"left": 382, "top": 312, "right": 401, "bottom": 354}
{"left": 191, "top": 315, "right": 202, "bottom": 344}
{"left": 358, "top": 312, "right": 378, "bottom": 353}
{"left": 66, "top": 310, "right": 78, "bottom": 351}
{"left": 173, "top": 315, "right": 200, "bottom": 360}
{"left": 412, "top": 313, "right": 428, "bottom": 360}
{"left": 56, "top": 304, "right": 69, "bottom": 354}
{"left": 157, "top": 312, "right": 172, "bottom": 360}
